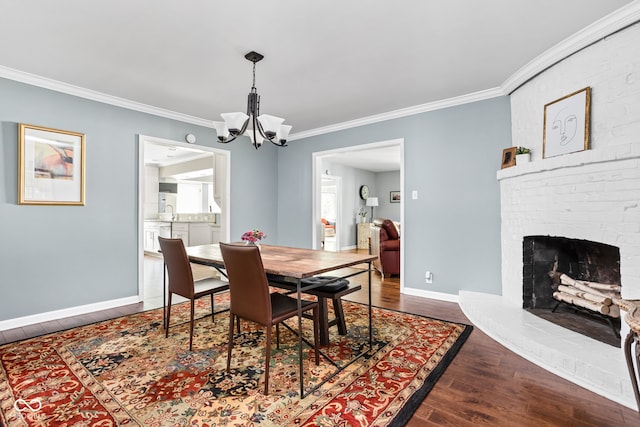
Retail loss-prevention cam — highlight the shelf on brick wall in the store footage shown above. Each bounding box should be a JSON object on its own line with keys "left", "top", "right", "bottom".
{"left": 497, "top": 145, "right": 640, "bottom": 181}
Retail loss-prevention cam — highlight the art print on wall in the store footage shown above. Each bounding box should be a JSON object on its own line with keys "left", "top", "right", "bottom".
{"left": 390, "top": 191, "right": 400, "bottom": 203}
{"left": 543, "top": 87, "right": 590, "bottom": 158}
{"left": 19, "top": 123, "right": 86, "bottom": 205}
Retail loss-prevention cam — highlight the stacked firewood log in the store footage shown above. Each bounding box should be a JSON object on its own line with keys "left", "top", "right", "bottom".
{"left": 552, "top": 273, "right": 621, "bottom": 318}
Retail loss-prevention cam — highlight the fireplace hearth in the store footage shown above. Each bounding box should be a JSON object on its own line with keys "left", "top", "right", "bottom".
{"left": 522, "top": 236, "right": 621, "bottom": 347}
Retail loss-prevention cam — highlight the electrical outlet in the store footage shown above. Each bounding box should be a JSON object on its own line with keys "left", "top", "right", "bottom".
{"left": 425, "top": 271, "right": 433, "bottom": 284}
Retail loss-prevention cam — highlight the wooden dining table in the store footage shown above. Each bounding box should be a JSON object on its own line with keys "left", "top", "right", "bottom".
{"left": 183, "top": 243, "right": 377, "bottom": 397}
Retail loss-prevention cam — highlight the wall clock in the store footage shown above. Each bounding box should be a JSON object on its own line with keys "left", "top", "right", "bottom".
{"left": 359, "top": 185, "right": 369, "bottom": 200}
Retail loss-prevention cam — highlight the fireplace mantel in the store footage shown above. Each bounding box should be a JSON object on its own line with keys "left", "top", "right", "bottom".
{"left": 497, "top": 143, "right": 640, "bottom": 182}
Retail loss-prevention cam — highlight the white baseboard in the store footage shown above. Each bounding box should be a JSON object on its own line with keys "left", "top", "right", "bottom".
{"left": 401, "top": 286, "right": 459, "bottom": 303}
{"left": 0, "top": 296, "right": 140, "bottom": 331}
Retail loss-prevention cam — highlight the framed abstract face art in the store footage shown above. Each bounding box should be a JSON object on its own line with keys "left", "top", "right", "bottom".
{"left": 543, "top": 87, "right": 591, "bottom": 159}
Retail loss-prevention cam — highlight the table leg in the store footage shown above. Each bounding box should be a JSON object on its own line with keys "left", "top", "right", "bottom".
{"left": 368, "top": 260, "right": 373, "bottom": 347}
{"left": 296, "top": 278, "right": 304, "bottom": 397}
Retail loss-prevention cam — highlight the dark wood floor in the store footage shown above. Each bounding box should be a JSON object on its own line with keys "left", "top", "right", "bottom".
{"left": 2, "top": 252, "right": 639, "bottom": 426}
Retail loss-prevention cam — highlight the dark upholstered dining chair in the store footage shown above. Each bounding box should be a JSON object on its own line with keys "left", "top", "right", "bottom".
{"left": 219, "top": 242, "right": 320, "bottom": 395}
{"left": 158, "top": 237, "right": 230, "bottom": 351}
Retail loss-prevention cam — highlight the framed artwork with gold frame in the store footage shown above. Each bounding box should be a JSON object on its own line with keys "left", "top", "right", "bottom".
{"left": 18, "top": 123, "right": 86, "bottom": 205}
{"left": 501, "top": 147, "right": 516, "bottom": 169}
{"left": 543, "top": 87, "right": 590, "bottom": 158}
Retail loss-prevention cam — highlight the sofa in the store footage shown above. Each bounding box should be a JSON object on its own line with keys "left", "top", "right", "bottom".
{"left": 370, "top": 218, "right": 400, "bottom": 278}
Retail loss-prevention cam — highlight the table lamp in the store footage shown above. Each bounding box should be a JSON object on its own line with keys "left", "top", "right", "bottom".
{"left": 366, "top": 197, "right": 379, "bottom": 220}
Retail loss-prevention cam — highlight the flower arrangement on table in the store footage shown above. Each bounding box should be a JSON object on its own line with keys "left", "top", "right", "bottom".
{"left": 241, "top": 229, "right": 267, "bottom": 244}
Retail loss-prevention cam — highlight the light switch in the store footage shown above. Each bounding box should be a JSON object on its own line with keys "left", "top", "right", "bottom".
{"left": 412, "top": 190, "right": 418, "bottom": 200}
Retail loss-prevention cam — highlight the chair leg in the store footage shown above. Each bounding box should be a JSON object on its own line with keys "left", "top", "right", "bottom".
{"left": 165, "top": 293, "right": 173, "bottom": 338}
{"left": 189, "top": 299, "right": 195, "bottom": 351}
{"left": 264, "top": 325, "right": 272, "bottom": 395}
{"left": 333, "top": 297, "right": 348, "bottom": 335}
{"left": 227, "top": 314, "right": 235, "bottom": 372}
{"left": 317, "top": 297, "right": 330, "bottom": 346}
{"left": 276, "top": 324, "right": 280, "bottom": 349}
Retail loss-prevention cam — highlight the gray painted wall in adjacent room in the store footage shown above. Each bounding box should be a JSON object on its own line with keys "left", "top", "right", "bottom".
{"left": 374, "top": 171, "right": 401, "bottom": 222}
{"left": 0, "top": 77, "right": 278, "bottom": 321}
{"left": 277, "top": 97, "right": 511, "bottom": 296}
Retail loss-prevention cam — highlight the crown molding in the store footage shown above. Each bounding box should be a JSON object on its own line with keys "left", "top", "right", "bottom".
{"left": 289, "top": 87, "right": 505, "bottom": 141}
{"left": 502, "top": 1, "right": 640, "bottom": 94}
{"left": 0, "top": 65, "right": 215, "bottom": 128}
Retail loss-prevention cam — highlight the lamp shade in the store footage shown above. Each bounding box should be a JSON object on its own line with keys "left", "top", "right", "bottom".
{"left": 221, "top": 112, "right": 249, "bottom": 133}
{"left": 366, "top": 197, "right": 379, "bottom": 207}
{"left": 276, "top": 124, "right": 292, "bottom": 143}
{"left": 213, "top": 122, "right": 229, "bottom": 140}
{"left": 257, "top": 114, "right": 285, "bottom": 137}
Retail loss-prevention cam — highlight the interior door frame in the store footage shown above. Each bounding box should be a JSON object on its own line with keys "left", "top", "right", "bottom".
{"left": 311, "top": 138, "right": 404, "bottom": 290}
{"left": 137, "top": 134, "right": 231, "bottom": 301}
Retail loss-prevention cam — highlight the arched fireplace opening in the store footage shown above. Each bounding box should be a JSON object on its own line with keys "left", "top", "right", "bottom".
{"left": 522, "top": 236, "right": 621, "bottom": 347}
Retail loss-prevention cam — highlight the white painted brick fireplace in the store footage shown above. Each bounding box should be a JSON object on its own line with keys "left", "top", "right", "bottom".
{"left": 461, "top": 20, "right": 640, "bottom": 408}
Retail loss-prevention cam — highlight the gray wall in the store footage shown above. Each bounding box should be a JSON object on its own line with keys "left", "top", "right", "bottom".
{"left": 374, "top": 171, "right": 400, "bottom": 222}
{"left": 0, "top": 77, "right": 278, "bottom": 321}
{"left": 277, "top": 97, "right": 511, "bottom": 296}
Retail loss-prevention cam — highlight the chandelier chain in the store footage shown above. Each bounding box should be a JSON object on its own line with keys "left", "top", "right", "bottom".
{"left": 252, "top": 62, "right": 257, "bottom": 90}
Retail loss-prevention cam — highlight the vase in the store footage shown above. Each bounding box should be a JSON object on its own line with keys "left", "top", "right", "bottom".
{"left": 516, "top": 153, "right": 531, "bottom": 165}
{"left": 245, "top": 240, "right": 261, "bottom": 250}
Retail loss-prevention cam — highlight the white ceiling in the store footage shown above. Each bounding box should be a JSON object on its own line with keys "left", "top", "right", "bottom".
{"left": 144, "top": 141, "right": 211, "bottom": 167}
{"left": 0, "top": 0, "right": 634, "bottom": 142}
{"left": 322, "top": 146, "right": 402, "bottom": 173}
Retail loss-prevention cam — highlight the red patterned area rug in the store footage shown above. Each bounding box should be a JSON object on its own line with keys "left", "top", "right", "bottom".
{"left": 0, "top": 295, "right": 471, "bottom": 426}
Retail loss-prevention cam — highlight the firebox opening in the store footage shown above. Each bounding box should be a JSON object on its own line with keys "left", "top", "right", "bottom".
{"left": 522, "top": 236, "right": 621, "bottom": 347}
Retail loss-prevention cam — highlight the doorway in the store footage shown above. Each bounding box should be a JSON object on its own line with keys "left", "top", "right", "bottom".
{"left": 311, "top": 138, "right": 404, "bottom": 290}
{"left": 321, "top": 175, "right": 341, "bottom": 251}
{"left": 137, "top": 134, "right": 230, "bottom": 304}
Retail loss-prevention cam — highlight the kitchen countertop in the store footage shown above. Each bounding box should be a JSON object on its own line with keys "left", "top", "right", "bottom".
{"left": 144, "top": 219, "right": 218, "bottom": 224}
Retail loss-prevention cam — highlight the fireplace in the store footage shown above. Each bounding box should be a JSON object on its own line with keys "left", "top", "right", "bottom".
{"left": 522, "top": 236, "right": 621, "bottom": 347}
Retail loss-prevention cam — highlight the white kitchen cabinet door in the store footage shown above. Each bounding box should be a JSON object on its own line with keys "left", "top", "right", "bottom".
{"left": 189, "top": 223, "right": 213, "bottom": 246}
{"left": 171, "top": 223, "right": 190, "bottom": 246}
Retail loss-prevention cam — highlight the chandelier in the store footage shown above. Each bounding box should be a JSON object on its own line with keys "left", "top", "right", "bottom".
{"left": 214, "top": 51, "right": 292, "bottom": 149}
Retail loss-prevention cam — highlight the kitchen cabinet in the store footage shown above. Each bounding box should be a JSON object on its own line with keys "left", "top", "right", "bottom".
{"left": 145, "top": 221, "right": 219, "bottom": 250}
{"left": 144, "top": 221, "right": 171, "bottom": 253}
{"left": 209, "top": 224, "right": 221, "bottom": 244}
{"left": 171, "top": 223, "right": 190, "bottom": 246}
{"left": 187, "top": 223, "right": 220, "bottom": 246}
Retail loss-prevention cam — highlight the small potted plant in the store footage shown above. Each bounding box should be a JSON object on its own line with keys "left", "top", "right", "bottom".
{"left": 358, "top": 208, "right": 367, "bottom": 223}
{"left": 516, "top": 147, "right": 531, "bottom": 165}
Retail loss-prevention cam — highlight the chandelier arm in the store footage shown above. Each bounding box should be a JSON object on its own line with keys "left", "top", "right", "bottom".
{"left": 255, "top": 119, "right": 273, "bottom": 142}
{"left": 270, "top": 139, "right": 288, "bottom": 147}
{"left": 217, "top": 134, "right": 240, "bottom": 144}
{"left": 238, "top": 117, "right": 250, "bottom": 136}
{"left": 252, "top": 115, "right": 260, "bottom": 149}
